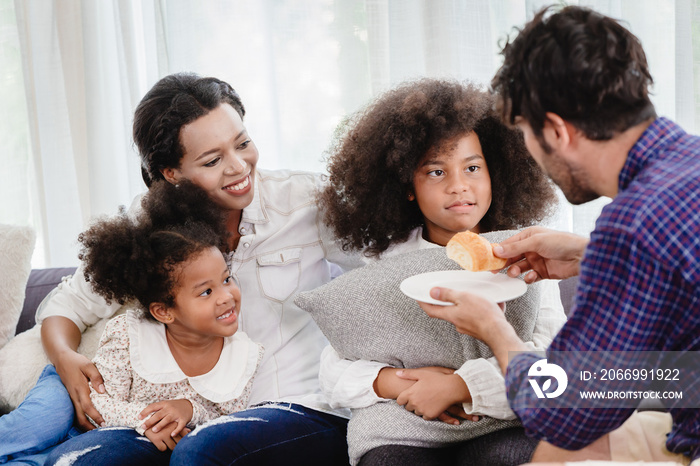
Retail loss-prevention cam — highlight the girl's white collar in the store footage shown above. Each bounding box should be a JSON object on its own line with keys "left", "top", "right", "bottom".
{"left": 126, "top": 309, "right": 263, "bottom": 403}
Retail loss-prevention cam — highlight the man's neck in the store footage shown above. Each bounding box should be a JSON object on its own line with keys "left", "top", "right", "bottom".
{"left": 586, "top": 118, "right": 655, "bottom": 199}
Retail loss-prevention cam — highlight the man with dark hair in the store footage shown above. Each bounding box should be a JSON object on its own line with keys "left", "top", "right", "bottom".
{"left": 420, "top": 5, "right": 700, "bottom": 463}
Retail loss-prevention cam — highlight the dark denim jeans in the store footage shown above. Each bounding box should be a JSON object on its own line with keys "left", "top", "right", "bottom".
{"left": 46, "top": 402, "right": 349, "bottom": 466}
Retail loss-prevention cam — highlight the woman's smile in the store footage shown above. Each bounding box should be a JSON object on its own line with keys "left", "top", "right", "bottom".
{"left": 223, "top": 175, "right": 252, "bottom": 195}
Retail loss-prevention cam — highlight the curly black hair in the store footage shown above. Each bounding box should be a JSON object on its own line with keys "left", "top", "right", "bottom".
{"left": 78, "top": 180, "right": 231, "bottom": 315}
{"left": 320, "top": 78, "right": 557, "bottom": 257}
{"left": 491, "top": 5, "right": 655, "bottom": 146}
{"left": 133, "top": 73, "right": 245, "bottom": 187}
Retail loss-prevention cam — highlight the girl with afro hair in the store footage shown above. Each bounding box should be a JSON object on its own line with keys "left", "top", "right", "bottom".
{"left": 318, "top": 78, "right": 566, "bottom": 465}
{"left": 320, "top": 77, "right": 556, "bottom": 255}
{"left": 4, "top": 181, "right": 263, "bottom": 463}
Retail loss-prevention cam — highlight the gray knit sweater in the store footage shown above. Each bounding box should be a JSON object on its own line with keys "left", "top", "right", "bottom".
{"left": 295, "top": 231, "right": 541, "bottom": 464}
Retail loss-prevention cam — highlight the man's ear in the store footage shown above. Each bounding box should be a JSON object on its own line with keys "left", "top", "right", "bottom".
{"left": 160, "top": 167, "right": 181, "bottom": 185}
{"left": 543, "top": 112, "right": 574, "bottom": 151}
{"left": 149, "top": 302, "right": 174, "bottom": 324}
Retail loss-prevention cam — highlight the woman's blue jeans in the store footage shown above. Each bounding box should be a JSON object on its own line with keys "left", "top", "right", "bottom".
{"left": 0, "top": 365, "right": 78, "bottom": 465}
{"left": 46, "top": 402, "right": 349, "bottom": 466}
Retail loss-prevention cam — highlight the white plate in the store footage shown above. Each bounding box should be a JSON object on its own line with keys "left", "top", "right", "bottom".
{"left": 400, "top": 270, "right": 527, "bottom": 306}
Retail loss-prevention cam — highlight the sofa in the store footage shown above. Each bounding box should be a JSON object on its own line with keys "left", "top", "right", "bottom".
{"left": 0, "top": 270, "right": 676, "bottom": 466}
{"left": 15, "top": 267, "right": 77, "bottom": 335}
{"left": 0, "top": 263, "right": 112, "bottom": 415}
{"left": 0, "top": 219, "right": 581, "bottom": 416}
{"left": 12, "top": 272, "right": 580, "bottom": 335}
{"left": 0, "top": 257, "right": 581, "bottom": 414}
{"left": 0, "top": 267, "right": 74, "bottom": 415}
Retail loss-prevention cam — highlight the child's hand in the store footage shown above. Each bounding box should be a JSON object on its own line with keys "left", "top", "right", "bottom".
{"left": 373, "top": 367, "right": 416, "bottom": 399}
{"left": 139, "top": 399, "right": 193, "bottom": 438}
{"left": 373, "top": 365, "right": 453, "bottom": 399}
{"left": 144, "top": 421, "right": 190, "bottom": 451}
{"left": 438, "top": 404, "right": 480, "bottom": 425}
{"left": 395, "top": 369, "right": 471, "bottom": 423}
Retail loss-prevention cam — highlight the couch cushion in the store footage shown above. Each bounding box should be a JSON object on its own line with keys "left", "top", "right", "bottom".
{"left": 0, "top": 224, "right": 35, "bottom": 349}
{"left": 558, "top": 276, "right": 578, "bottom": 317}
{"left": 0, "top": 309, "right": 116, "bottom": 413}
{"left": 16, "top": 267, "right": 77, "bottom": 335}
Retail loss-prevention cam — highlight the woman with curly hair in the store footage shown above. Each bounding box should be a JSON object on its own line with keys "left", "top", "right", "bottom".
{"left": 318, "top": 78, "right": 565, "bottom": 465}
{"left": 3, "top": 181, "right": 263, "bottom": 463}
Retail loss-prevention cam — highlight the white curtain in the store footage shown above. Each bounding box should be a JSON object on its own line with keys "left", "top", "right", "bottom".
{"left": 2, "top": 0, "right": 698, "bottom": 267}
{"left": 9, "top": 0, "right": 161, "bottom": 266}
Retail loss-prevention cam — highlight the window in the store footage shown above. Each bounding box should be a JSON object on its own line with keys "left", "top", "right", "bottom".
{"left": 0, "top": 0, "right": 43, "bottom": 266}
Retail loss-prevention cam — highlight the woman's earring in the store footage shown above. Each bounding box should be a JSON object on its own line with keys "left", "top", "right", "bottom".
{"left": 408, "top": 193, "right": 415, "bottom": 201}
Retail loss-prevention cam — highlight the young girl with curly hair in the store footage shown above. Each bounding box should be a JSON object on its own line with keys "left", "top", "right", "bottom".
{"left": 77, "top": 180, "right": 262, "bottom": 455}
{"left": 318, "top": 78, "right": 565, "bottom": 465}
{"left": 3, "top": 181, "right": 263, "bottom": 462}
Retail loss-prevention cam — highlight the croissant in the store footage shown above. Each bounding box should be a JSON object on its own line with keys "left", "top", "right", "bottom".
{"left": 446, "top": 231, "right": 507, "bottom": 271}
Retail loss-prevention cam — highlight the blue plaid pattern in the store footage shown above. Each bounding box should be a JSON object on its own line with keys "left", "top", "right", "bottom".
{"left": 505, "top": 118, "right": 700, "bottom": 459}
